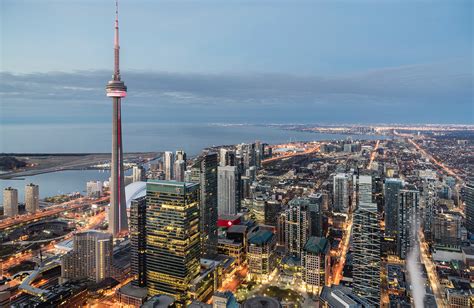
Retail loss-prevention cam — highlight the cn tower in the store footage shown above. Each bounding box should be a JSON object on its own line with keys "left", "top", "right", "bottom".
{"left": 106, "top": 0, "right": 128, "bottom": 237}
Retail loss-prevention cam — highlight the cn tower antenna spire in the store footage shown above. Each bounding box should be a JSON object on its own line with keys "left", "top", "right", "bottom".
{"left": 114, "top": 0, "right": 121, "bottom": 81}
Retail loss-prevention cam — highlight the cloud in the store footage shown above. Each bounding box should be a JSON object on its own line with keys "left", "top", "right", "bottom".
{"left": 0, "top": 61, "right": 472, "bottom": 123}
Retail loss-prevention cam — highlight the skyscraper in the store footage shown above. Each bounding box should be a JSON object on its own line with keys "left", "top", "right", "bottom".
{"left": 356, "top": 175, "right": 372, "bottom": 204}
{"left": 25, "top": 183, "right": 39, "bottom": 214}
{"left": 217, "top": 166, "right": 241, "bottom": 216}
{"left": 284, "top": 198, "right": 309, "bottom": 260}
{"left": 3, "top": 187, "right": 18, "bottom": 217}
{"left": 61, "top": 230, "right": 113, "bottom": 283}
{"left": 190, "top": 153, "right": 218, "bottom": 258}
{"left": 145, "top": 181, "right": 200, "bottom": 305}
{"left": 352, "top": 202, "right": 381, "bottom": 306}
{"left": 174, "top": 160, "right": 186, "bottom": 182}
{"left": 130, "top": 196, "right": 146, "bottom": 287}
{"left": 308, "top": 193, "right": 324, "bottom": 237}
{"left": 163, "top": 151, "right": 175, "bottom": 181}
{"left": 384, "top": 178, "right": 403, "bottom": 237}
{"left": 333, "top": 173, "right": 350, "bottom": 212}
{"left": 398, "top": 187, "right": 418, "bottom": 259}
{"left": 132, "top": 165, "right": 146, "bottom": 182}
{"left": 302, "top": 236, "right": 330, "bottom": 295}
{"left": 106, "top": 0, "right": 128, "bottom": 237}
{"left": 465, "top": 181, "right": 474, "bottom": 233}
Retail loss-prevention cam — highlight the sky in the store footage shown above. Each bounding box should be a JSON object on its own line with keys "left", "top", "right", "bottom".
{"left": 0, "top": 0, "right": 473, "bottom": 125}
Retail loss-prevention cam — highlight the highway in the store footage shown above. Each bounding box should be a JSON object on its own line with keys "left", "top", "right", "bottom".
{"left": 262, "top": 144, "right": 320, "bottom": 164}
{"left": 0, "top": 196, "right": 109, "bottom": 231}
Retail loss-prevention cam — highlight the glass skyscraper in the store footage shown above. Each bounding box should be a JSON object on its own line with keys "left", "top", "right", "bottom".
{"left": 130, "top": 195, "right": 147, "bottom": 287}
{"left": 145, "top": 180, "right": 200, "bottom": 306}
{"left": 190, "top": 152, "right": 218, "bottom": 259}
{"left": 352, "top": 202, "right": 381, "bottom": 306}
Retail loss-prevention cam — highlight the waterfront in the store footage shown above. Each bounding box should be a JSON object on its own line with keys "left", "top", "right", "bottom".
{"left": 0, "top": 123, "right": 387, "bottom": 205}
{"left": 0, "top": 122, "right": 386, "bottom": 154}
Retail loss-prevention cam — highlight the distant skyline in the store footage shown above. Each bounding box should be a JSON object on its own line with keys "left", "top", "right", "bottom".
{"left": 1, "top": 0, "right": 473, "bottom": 125}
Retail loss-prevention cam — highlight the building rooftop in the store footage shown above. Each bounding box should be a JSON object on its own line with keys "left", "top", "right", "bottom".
{"left": 227, "top": 224, "right": 247, "bottom": 234}
{"left": 304, "top": 236, "right": 329, "bottom": 254}
{"left": 118, "top": 281, "right": 148, "bottom": 299}
{"left": 142, "top": 294, "right": 176, "bottom": 308}
{"left": 248, "top": 230, "right": 274, "bottom": 245}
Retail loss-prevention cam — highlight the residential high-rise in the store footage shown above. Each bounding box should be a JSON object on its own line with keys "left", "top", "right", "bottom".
{"left": 132, "top": 165, "right": 146, "bottom": 182}
{"left": 163, "top": 151, "right": 175, "bottom": 181}
{"left": 352, "top": 202, "right": 381, "bottom": 306}
{"left": 145, "top": 181, "right": 200, "bottom": 305}
{"left": 174, "top": 160, "right": 186, "bottom": 182}
{"left": 333, "top": 173, "right": 350, "bottom": 212}
{"left": 25, "top": 183, "right": 39, "bottom": 214}
{"left": 86, "top": 181, "right": 103, "bottom": 198}
{"left": 302, "top": 236, "right": 330, "bottom": 295}
{"left": 433, "top": 212, "right": 464, "bottom": 245}
{"left": 219, "top": 148, "right": 235, "bottom": 167}
{"left": 465, "top": 181, "right": 474, "bottom": 233}
{"left": 217, "top": 166, "right": 241, "bottom": 216}
{"left": 284, "top": 198, "right": 309, "bottom": 260}
{"left": 176, "top": 150, "right": 187, "bottom": 165}
{"left": 106, "top": 0, "right": 128, "bottom": 237}
{"left": 3, "top": 187, "right": 18, "bottom": 217}
{"left": 356, "top": 175, "right": 372, "bottom": 204}
{"left": 190, "top": 153, "right": 218, "bottom": 258}
{"left": 130, "top": 196, "right": 147, "bottom": 287}
{"left": 398, "top": 187, "right": 418, "bottom": 259}
{"left": 61, "top": 231, "right": 113, "bottom": 283}
{"left": 384, "top": 178, "right": 403, "bottom": 237}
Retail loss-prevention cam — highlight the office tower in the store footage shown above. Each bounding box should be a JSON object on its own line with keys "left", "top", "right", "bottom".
{"left": 130, "top": 196, "right": 146, "bottom": 287}
{"left": 190, "top": 153, "right": 218, "bottom": 258}
{"left": 247, "top": 229, "right": 276, "bottom": 282}
{"left": 145, "top": 181, "right": 200, "bottom": 305}
{"left": 86, "top": 181, "right": 103, "bottom": 198}
{"left": 61, "top": 231, "right": 113, "bottom": 283}
{"left": 264, "top": 200, "right": 281, "bottom": 227}
{"left": 398, "top": 187, "right": 418, "bottom": 259}
{"left": 352, "top": 202, "right": 381, "bottom": 306}
{"left": 217, "top": 166, "right": 241, "bottom": 216}
{"left": 132, "top": 165, "right": 146, "bottom": 182}
{"left": 106, "top": 1, "right": 128, "bottom": 237}
{"left": 356, "top": 175, "right": 372, "bottom": 204}
{"left": 308, "top": 193, "right": 323, "bottom": 237}
{"left": 163, "top": 151, "right": 175, "bottom": 181}
{"left": 465, "top": 181, "right": 474, "bottom": 233}
{"left": 3, "top": 187, "right": 18, "bottom": 217}
{"left": 284, "top": 198, "right": 309, "bottom": 260}
{"left": 238, "top": 143, "right": 256, "bottom": 171}
{"left": 176, "top": 150, "right": 187, "bottom": 165}
{"left": 302, "top": 237, "right": 330, "bottom": 295}
{"left": 174, "top": 160, "right": 186, "bottom": 182}
{"left": 25, "top": 183, "right": 39, "bottom": 214}
{"left": 384, "top": 178, "right": 403, "bottom": 237}
{"left": 333, "top": 173, "right": 350, "bottom": 212}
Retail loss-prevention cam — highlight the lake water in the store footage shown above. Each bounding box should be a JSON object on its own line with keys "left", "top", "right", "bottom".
{"left": 0, "top": 123, "right": 386, "bottom": 204}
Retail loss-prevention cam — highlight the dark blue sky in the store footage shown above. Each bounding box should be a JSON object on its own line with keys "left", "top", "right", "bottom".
{"left": 1, "top": 0, "right": 473, "bottom": 124}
